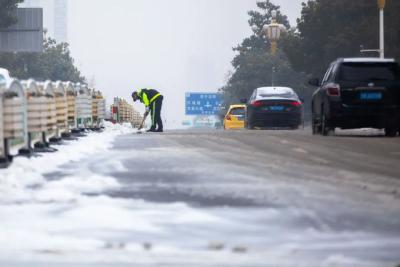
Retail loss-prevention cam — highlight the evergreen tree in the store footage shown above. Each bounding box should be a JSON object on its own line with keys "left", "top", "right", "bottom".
{"left": 282, "top": 0, "right": 400, "bottom": 78}
{"left": 0, "top": 37, "right": 86, "bottom": 83}
{"left": 0, "top": 0, "right": 23, "bottom": 28}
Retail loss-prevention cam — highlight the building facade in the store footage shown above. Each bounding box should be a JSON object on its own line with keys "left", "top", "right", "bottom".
{"left": 54, "top": 0, "right": 68, "bottom": 43}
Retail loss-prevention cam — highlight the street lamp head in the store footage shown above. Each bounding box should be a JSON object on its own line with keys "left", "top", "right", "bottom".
{"left": 251, "top": 25, "right": 259, "bottom": 34}
{"left": 265, "top": 24, "right": 281, "bottom": 41}
{"left": 271, "top": 10, "right": 277, "bottom": 20}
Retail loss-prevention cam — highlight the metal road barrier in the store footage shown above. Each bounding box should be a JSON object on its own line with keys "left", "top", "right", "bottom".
{"left": 110, "top": 97, "right": 142, "bottom": 125}
{"left": 0, "top": 73, "right": 28, "bottom": 167}
{"left": 76, "top": 84, "right": 93, "bottom": 129}
{"left": 21, "top": 79, "right": 47, "bottom": 153}
{"left": 0, "top": 68, "right": 109, "bottom": 168}
{"left": 54, "top": 81, "right": 68, "bottom": 137}
{"left": 39, "top": 81, "right": 58, "bottom": 142}
{"left": 92, "top": 90, "right": 106, "bottom": 129}
{"left": 64, "top": 82, "right": 77, "bottom": 131}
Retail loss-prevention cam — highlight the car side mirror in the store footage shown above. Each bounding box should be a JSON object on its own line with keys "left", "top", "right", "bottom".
{"left": 308, "top": 78, "right": 320, "bottom": 87}
{"left": 240, "top": 98, "right": 247, "bottom": 104}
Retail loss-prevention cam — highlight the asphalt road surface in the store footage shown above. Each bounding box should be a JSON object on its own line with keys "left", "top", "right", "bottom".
{"left": 103, "top": 128, "right": 400, "bottom": 266}
{"left": 7, "top": 128, "right": 400, "bottom": 267}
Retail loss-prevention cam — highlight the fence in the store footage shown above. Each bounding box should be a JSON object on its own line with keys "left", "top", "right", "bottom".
{"left": 0, "top": 68, "right": 107, "bottom": 168}
{"left": 110, "top": 97, "right": 143, "bottom": 126}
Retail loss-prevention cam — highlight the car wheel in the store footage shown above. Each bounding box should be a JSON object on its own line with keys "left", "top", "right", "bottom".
{"left": 321, "top": 109, "right": 334, "bottom": 136}
{"left": 312, "top": 115, "right": 319, "bottom": 135}
{"left": 385, "top": 126, "right": 398, "bottom": 137}
{"left": 246, "top": 119, "right": 255, "bottom": 130}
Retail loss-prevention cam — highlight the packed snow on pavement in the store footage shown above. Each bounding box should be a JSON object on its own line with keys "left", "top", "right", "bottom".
{"left": 0, "top": 123, "right": 399, "bottom": 267}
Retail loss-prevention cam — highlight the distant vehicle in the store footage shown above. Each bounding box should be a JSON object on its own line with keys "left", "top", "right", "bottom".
{"left": 310, "top": 58, "right": 400, "bottom": 136}
{"left": 182, "top": 120, "right": 192, "bottom": 126}
{"left": 193, "top": 116, "right": 219, "bottom": 128}
{"left": 223, "top": 104, "right": 246, "bottom": 129}
{"left": 245, "top": 87, "right": 303, "bottom": 129}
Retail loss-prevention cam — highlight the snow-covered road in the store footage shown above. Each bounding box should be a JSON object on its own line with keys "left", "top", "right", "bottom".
{"left": 1, "top": 125, "right": 400, "bottom": 267}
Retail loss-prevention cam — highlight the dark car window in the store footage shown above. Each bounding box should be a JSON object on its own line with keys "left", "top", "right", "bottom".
{"left": 337, "top": 63, "right": 400, "bottom": 82}
{"left": 230, "top": 108, "right": 245, "bottom": 116}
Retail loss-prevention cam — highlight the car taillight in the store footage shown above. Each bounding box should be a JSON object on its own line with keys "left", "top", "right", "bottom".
{"left": 289, "top": 101, "right": 302, "bottom": 107}
{"left": 326, "top": 84, "right": 341, "bottom": 96}
{"left": 225, "top": 115, "right": 232, "bottom": 121}
{"left": 251, "top": 100, "right": 263, "bottom": 107}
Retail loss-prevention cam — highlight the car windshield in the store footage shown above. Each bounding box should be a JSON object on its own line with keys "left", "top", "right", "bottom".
{"left": 230, "top": 107, "right": 245, "bottom": 116}
{"left": 338, "top": 63, "right": 400, "bottom": 82}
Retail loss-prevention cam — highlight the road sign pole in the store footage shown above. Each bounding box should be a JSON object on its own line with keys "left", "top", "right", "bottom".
{"left": 378, "top": 0, "right": 385, "bottom": 58}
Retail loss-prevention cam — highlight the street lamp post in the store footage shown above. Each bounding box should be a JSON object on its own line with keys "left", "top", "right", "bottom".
{"left": 262, "top": 10, "right": 286, "bottom": 56}
{"left": 257, "top": 10, "right": 286, "bottom": 86}
{"left": 378, "top": 0, "right": 385, "bottom": 58}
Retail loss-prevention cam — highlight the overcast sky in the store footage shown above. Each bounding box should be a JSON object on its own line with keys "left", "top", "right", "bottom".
{"left": 42, "top": 0, "right": 304, "bottom": 127}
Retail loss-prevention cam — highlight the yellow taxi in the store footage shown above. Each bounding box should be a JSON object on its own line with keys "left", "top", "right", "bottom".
{"left": 223, "top": 104, "right": 246, "bottom": 129}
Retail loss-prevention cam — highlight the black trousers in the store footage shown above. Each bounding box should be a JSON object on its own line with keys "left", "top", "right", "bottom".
{"left": 150, "top": 95, "right": 163, "bottom": 130}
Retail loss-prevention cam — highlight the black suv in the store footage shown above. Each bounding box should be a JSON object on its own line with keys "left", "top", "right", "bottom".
{"left": 310, "top": 58, "right": 400, "bottom": 136}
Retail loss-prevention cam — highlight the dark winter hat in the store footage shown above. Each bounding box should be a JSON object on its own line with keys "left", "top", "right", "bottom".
{"left": 132, "top": 91, "right": 139, "bottom": 101}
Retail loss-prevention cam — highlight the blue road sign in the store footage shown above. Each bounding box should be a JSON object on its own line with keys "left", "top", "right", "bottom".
{"left": 185, "top": 92, "right": 222, "bottom": 115}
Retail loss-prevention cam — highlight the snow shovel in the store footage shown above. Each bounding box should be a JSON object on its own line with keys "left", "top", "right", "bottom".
{"left": 136, "top": 112, "right": 148, "bottom": 134}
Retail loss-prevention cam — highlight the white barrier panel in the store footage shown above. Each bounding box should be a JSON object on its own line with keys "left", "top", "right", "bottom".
{"left": 64, "top": 82, "right": 77, "bottom": 130}
{"left": 76, "top": 84, "right": 92, "bottom": 128}
{"left": 53, "top": 81, "right": 68, "bottom": 135}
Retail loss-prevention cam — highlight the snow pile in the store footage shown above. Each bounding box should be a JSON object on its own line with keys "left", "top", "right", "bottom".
{"left": 0, "top": 122, "right": 133, "bottom": 204}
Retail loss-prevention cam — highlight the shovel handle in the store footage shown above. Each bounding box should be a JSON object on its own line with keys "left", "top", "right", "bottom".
{"left": 138, "top": 113, "right": 147, "bottom": 130}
